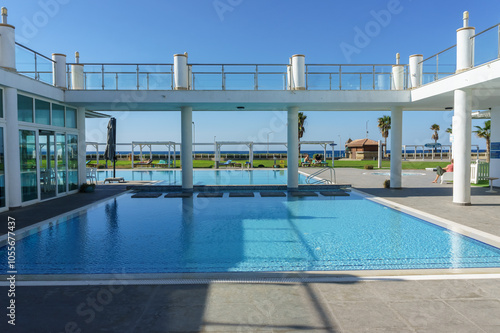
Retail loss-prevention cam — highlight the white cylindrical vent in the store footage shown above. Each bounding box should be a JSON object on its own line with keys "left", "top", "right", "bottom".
{"left": 409, "top": 54, "right": 423, "bottom": 88}
{"left": 174, "top": 53, "right": 188, "bottom": 90}
{"left": 456, "top": 27, "right": 475, "bottom": 73}
{"left": 0, "top": 22, "right": 16, "bottom": 70}
{"left": 291, "top": 54, "right": 305, "bottom": 90}
{"left": 71, "top": 64, "right": 84, "bottom": 89}
{"left": 52, "top": 53, "right": 67, "bottom": 88}
{"left": 391, "top": 65, "right": 404, "bottom": 90}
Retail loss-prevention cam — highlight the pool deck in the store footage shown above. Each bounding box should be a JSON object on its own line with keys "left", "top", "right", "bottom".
{"left": 1, "top": 168, "right": 499, "bottom": 332}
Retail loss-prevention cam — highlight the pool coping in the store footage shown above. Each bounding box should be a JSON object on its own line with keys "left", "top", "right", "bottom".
{"left": 2, "top": 187, "right": 500, "bottom": 284}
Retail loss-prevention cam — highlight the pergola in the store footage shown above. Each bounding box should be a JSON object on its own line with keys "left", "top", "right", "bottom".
{"left": 131, "top": 141, "right": 176, "bottom": 168}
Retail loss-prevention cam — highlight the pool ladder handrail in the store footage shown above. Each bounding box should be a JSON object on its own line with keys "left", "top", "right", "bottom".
{"left": 305, "top": 166, "right": 336, "bottom": 184}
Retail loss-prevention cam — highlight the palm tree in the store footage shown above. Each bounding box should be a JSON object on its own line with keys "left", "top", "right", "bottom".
{"left": 298, "top": 112, "right": 307, "bottom": 154}
{"left": 445, "top": 124, "right": 452, "bottom": 134}
{"left": 377, "top": 115, "right": 391, "bottom": 157}
{"left": 430, "top": 124, "right": 440, "bottom": 149}
{"left": 473, "top": 120, "right": 491, "bottom": 163}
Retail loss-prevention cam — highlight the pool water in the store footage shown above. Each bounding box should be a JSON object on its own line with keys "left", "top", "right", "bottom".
{"left": 97, "top": 169, "right": 308, "bottom": 185}
{"left": 2, "top": 191, "right": 500, "bottom": 274}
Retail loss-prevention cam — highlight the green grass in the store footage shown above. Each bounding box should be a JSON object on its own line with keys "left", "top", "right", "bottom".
{"left": 87, "top": 159, "right": 453, "bottom": 170}
{"left": 471, "top": 180, "right": 489, "bottom": 187}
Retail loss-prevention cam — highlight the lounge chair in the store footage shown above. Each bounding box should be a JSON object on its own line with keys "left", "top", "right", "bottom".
{"left": 440, "top": 172, "right": 453, "bottom": 184}
{"left": 86, "top": 167, "right": 97, "bottom": 184}
{"left": 300, "top": 158, "right": 311, "bottom": 167}
{"left": 136, "top": 159, "right": 153, "bottom": 167}
{"left": 221, "top": 160, "right": 233, "bottom": 168}
{"left": 156, "top": 160, "right": 172, "bottom": 168}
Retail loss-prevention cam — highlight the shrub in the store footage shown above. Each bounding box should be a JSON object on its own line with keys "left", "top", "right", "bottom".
{"left": 383, "top": 179, "right": 390, "bottom": 188}
{"left": 364, "top": 165, "right": 374, "bottom": 169}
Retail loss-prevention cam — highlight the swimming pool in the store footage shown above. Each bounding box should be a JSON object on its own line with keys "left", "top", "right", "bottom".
{"left": 2, "top": 190, "right": 500, "bottom": 274}
{"left": 97, "top": 169, "right": 308, "bottom": 185}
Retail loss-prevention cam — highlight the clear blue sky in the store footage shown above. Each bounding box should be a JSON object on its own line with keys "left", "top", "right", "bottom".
{"left": 4, "top": 0, "right": 499, "bottom": 150}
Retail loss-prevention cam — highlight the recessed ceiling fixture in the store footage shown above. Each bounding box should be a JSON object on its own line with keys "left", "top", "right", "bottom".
{"left": 237, "top": 106, "right": 245, "bottom": 110}
{"left": 445, "top": 107, "right": 453, "bottom": 110}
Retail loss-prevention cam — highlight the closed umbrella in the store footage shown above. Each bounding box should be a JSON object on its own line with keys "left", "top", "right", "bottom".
{"left": 104, "top": 117, "right": 117, "bottom": 178}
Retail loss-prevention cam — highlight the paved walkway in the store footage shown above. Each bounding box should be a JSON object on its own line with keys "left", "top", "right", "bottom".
{"left": 1, "top": 168, "right": 499, "bottom": 332}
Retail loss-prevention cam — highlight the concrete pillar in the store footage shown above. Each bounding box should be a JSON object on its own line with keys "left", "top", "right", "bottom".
{"left": 0, "top": 8, "right": 16, "bottom": 71}
{"left": 52, "top": 53, "right": 67, "bottom": 88}
{"left": 174, "top": 53, "right": 188, "bottom": 90}
{"left": 4, "top": 87, "right": 21, "bottom": 208}
{"left": 181, "top": 106, "right": 193, "bottom": 190}
{"left": 71, "top": 52, "right": 84, "bottom": 89}
{"left": 392, "top": 53, "right": 404, "bottom": 90}
{"left": 390, "top": 106, "right": 403, "bottom": 188}
{"left": 287, "top": 106, "right": 299, "bottom": 189}
{"left": 456, "top": 11, "right": 475, "bottom": 73}
{"left": 490, "top": 107, "right": 500, "bottom": 182}
{"left": 409, "top": 54, "right": 423, "bottom": 88}
{"left": 291, "top": 55, "right": 305, "bottom": 90}
{"left": 77, "top": 107, "right": 87, "bottom": 186}
{"left": 452, "top": 89, "right": 472, "bottom": 205}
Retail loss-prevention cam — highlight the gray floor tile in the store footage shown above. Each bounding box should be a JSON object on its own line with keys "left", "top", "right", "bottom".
{"left": 417, "top": 279, "right": 489, "bottom": 300}
{"left": 312, "top": 282, "right": 382, "bottom": 302}
{"left": 446, "top": 299, "right": 500, "bottom": 326}
{"left": 370, "top": 280, "right": 439, "bottom": 301}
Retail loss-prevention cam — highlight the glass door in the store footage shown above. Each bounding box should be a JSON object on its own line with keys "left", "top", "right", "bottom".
{"left": 39, "top": 130, "right": 56, "bottom": 200}
{"left": 56, "top": 133, "right": 67, "bottom": 194}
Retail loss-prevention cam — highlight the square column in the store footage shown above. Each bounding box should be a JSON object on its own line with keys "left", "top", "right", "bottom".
{"left": 287, "top": 106, "right": 299, "bottom": 189}
{"left": 390, "top": 106, "right": 403, "bottom": 188}
{"left": 490, "top": 107, "right": 500, "bottom": 182}
{"left": 181, "top": 106, "right": 193, "bottom": 190}
{"left": 4, "top": 87, "right": 21, "bottom": 208}
{"left": 453, "top": 89, "right": 472, "bottom": 205}
{"left": 77, "top": 107, "right": 87, "bottom": 186}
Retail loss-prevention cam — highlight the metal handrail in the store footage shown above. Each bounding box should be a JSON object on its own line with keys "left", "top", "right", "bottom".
{"left": 470, "top": 23, "right": 500, "bottom": 39}
{"left": 305, "top": 166, "right": 336, "bottom": 184}
{"left": 15, "top": 42, "right": 54, "bottom": 62}
{"left": 419, "top": 44, "right": 457, "bottom": 64}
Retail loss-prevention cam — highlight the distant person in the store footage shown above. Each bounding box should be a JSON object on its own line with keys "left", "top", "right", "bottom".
{"left": 304, "top": 154, "right": 311, "bottom": 163}
{"left": 432, "top": 159, "right": 454, "bottom": 183}
{"left": 313, "top": 154, "right": 322, "bottom": 164}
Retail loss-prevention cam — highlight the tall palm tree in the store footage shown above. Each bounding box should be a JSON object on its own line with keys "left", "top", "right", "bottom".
{"left": 430, "top": 124, "right": 440, "bottom": 148}
{"left": 473, "top": 120, "right": 491, "bottom": 163}
{"left": 445, "top": 124, "right": 452, "bottom": 134}
{"left": 298, "top": 112, "right": 307, "bottom": 154}
{"left": 377, "top": 115, "right": 391, "bottom": 157}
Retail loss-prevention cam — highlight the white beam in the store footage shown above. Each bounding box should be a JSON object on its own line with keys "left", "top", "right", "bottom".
{"left": 5, "top": 87, "right": 21, "bottom": 207}
{"left": 181, "top": 106, "right": 193, "bottom": 190}
{"left": 287, "top": 106, "right": 299, "bottom": 189}
{"left": 390, "top": 106, "right": 403, "bottom": 188}
{"left": 77, "top": 107, "right": 87, "bottom": 186}
{"left": 453, "top": 89, "right": 472, "bottom": 205}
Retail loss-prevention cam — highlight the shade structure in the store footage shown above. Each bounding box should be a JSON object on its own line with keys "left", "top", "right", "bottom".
{"left": 104, "top": 117, "right": 117, "bottom": 177}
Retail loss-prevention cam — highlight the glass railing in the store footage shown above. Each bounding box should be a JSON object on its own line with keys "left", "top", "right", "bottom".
{"left": 15, "top": 43, "right": 54, "bottom": 85}
{"left": 420, "top": 45, "right": 457, "bottom": 85}
{"left": 471, "top": 23, "right": 500, "bottom": 67}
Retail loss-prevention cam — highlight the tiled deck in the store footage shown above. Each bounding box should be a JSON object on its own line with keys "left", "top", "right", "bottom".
{"left": 0, "top": 168, "right": 499, "bottom": 332}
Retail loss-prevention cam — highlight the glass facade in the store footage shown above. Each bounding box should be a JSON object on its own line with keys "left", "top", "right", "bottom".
{"left": 56, "top": 133, "right": 67, "bottom": 193}
{"left": 0, "top": 128, "right": 4, "bottom": 208}
{"left": 66, "top": 108, "right": 77, "bottom": 128}
{"left": 67, "top": 134, "right": 78, "bottom": 191}
{"left": 39, "top": 130, "right": 56, "bottom": 200}
{"left": 35, "top": 99, "right": 51, "bottom": 125}
{"left": 20, "top": 130, "right": 38, "bottom": 202}
{"left": 18, "top": 95, "right": 34, "bottom": 122}
{"left": 52, "top": 104, "right": 65, "bottom": 127}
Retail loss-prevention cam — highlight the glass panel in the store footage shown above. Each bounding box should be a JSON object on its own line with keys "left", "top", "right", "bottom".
{"left": 35, "top": 99, "right": 50, "bottom": 125}
{"left": 257, "top": 73, "right": 286, "bottom": 90}
{"left": 19, "top": 130, "right": 37, "bottom": 202}
{"left": 18, "top": 95, "right": 34, "bottom": 122}
{"left": 39, "top": 130, "right": 56, "bottom": 200}
{"left": 52, "top": 104, "right": 65, "bottom": 127}
{"left": 57, "top": 133, "right": 67, "bottom": 193}
{"left": 0, "top": 128, "right": 4, "bottom": 207}
{"left": 66, "top": 107, "right": 77, "bottom": 128}
{"left": 0, "top": 88, "right": 3, "bottom": 118}
{"left": 67, "top": 134, "right": 78, "bottom": 191}
{"left": 225, "top": 73, "right": 255, "bottom": 90}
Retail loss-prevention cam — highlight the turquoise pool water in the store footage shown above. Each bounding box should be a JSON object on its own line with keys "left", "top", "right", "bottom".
{"left": 2, "top": 191, "right": 500, "bottom": 274}
{"left": 97, "top": 169, "right": 308, "bottom": 185}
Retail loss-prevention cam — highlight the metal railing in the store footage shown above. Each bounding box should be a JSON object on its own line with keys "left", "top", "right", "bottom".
{"left": 419, "top": 44, "right": 457, "bottom": 85}
{"left": 305, "top": 166, "right": 336, "bottom": 184}
{"left": 15, "top": 42, "right": 54, "bottom": 85}
{"left": 470, "top": 23, "right": 500, "bottom": 67}
{"left": 65, "top": 63, "right": 407, "bottom": 91}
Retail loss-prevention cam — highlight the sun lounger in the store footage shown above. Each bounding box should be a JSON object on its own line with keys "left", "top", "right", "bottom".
{"left": 301, "top": 158, "right": 311, "bottom": 167}
{"left": 221, "top": 160, "right": 233, "bottom": 167}
{"left": 135, "top": 159, "right": 153, "bottom": 167}
{"left": 156, "top": 160, "right": 172, "bottom": 168}
{"left": 440, "top": 172, "right": 453, "bottom": 184}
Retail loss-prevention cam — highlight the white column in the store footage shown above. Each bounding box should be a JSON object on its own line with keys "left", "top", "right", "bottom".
{"left": 77, "top": 107, "right": 87, "bottom": 186}
{"left": 5, "top": 87, "right": 21, "bottom": 207}
{"left": 174, "top": 53, "right": 189, "bottom": 90}
{"left": 409, "top": 54, "right": 423, "bottom": 88}
{"left": 287, "top": 106, "right": 299, "bottom": 189}
{"left": 390, "top": 106, "right": 403, "bottom": 188}
{"left": 181, "top": 106, "right": 193, "bottom": 190}
{"left": 52, "top": 53, "right": 67, "bottom": 88}
{"left": 453, "top": 89, "right": 472, "bottom": 205}
{"left": 291, "top": 55, "right": 305, "bottom": 90}
{"left": 0, "top": 10, "right": 16, "bottom": 71}
{"left": 490, "top": 108, "right": 500, "bottom": 181}
{"left": 456, "top": 11, "right": 475, "bottom": 73}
